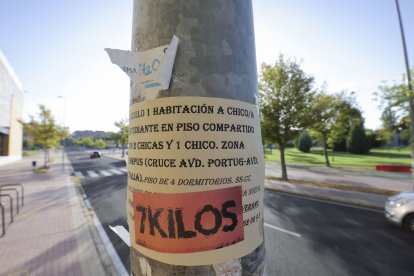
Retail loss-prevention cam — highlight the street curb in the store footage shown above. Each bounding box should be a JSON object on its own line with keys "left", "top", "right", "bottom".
{"left": 264, "top": 187, "right": 384, "bottom": 211}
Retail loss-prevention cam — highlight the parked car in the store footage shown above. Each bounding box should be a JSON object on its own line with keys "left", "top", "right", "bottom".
{"left": 90, "top": 151, "right": 101, "bottom": 158}
{"left": 385, "top": 191, "right": 414, "bottom": 233}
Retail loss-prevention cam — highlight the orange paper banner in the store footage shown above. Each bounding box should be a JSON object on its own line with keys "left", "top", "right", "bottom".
{"left": 133, "top": 186, "right": 244, "bottom": 253}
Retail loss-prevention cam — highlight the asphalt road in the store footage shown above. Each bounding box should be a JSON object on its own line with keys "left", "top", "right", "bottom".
{"left": 66, "top": 149, "right": 130, "bottom": 272}
{"left": 264, "top": 192, "right": 414, "bottom": 276}
{"left": 67, "top": 149, "right": 414, "bottom": 275}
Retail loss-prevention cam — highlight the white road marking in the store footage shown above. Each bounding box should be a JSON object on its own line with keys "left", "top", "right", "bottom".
{"left": 100, "top": 170, "right": 112, "bottom": 177}
{"left": 109, "top": 169, "right": 123, "bottom": 175}
{"left": 87, "top": 170, "right": 99, "bottom": 178}
{"left": 74, "top": 171, "right": 84, "bottom": 179}
{"left": 264, "top": 222, "right": 301, "bottom": 238}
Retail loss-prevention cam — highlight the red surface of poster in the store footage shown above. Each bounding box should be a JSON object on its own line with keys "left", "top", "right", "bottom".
{"left": 133, "top": 186, "right": 244, "bottom": 253}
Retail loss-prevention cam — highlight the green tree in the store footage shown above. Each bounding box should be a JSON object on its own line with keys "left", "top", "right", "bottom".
{"left": 366, "top": 129, "right": 382, "bottom": 148}
{"left": 378, "top": 108, "right": 397, "bottom": 146}
{"left": 72, "top": 138, "right": 83, "bottom": 147}
{"left": 347, "top": 122, "right": 370, "bottom": 154}
{"left": 330, "top": 92, "right": 364, "bottom": 152}
{"left": 309, "top": 92, "right": 338, "bottom": 166}
{"left": 95, "top": 138, "right": 107, "bottom": 149}
{"left": 115, "top": 119, "right": 129, "bottom": 157}
{"left": 376, "top": 79, "right": 410, "bottom": 117}
{"left": 259, "top": 55, "right": 315, "bottom": 180}
{"left": 22, "top": 104, "right": 67, "bottom": 167}
{"left": 295, "top": 131, "right": 312, "bottom": 153}
{"left": 399, "top": 118, "right": 411, "bottom": 145}
{"left": 108, "top": 131, "right": 121, "bottom": 148}
{"left": 82, "top": 136, "right": 96, "bottom": 148}
{"left": 375, "top": 72, "right": 413, "bottom": 148}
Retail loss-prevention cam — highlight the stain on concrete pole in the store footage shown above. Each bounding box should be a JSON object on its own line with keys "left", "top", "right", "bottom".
{"left": 129, "top": 0, "right": 264, "bottom": 275}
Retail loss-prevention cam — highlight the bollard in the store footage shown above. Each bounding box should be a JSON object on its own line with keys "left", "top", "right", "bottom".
{"left": 1, "top": 184, "right": 24, "bottom": 206}
{"left": 0, "top": 195, "right": 13, "bottom": 223}
{"left": 0, "top": 203, "right": 5, "bottom": 237}
{"left": 0, "top": 188, "right": 19, "bottom": 214}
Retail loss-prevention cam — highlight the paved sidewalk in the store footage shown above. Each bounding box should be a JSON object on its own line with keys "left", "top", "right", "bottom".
{"left": 0, "top": 151, "right": 114, "bottom": 276}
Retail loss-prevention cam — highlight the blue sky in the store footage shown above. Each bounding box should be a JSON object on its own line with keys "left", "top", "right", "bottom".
{"left": 1, "top": 0, "right": 413, "bottom": 132}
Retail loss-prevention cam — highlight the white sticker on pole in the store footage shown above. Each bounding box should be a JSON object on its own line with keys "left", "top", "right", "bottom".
{"left": 126, "top": 96, "right": 264, "bottom": 266}
{"left": 105, "top": 35, "right": 179, "bottom": 93}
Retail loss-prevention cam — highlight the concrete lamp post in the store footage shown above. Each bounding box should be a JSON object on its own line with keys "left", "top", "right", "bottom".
{"left": 107, "top": 1, "right": 265, "bottom": 275}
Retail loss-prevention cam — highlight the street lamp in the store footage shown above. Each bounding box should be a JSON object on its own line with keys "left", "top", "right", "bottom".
{"left": 394, "top": 0, "right": 413, "bottom": 92}
{"left": 394, "top": 0, "right": 414, "bottom": 189}
{"left": 58, "top": 95, "right": 66, "bottom": 168}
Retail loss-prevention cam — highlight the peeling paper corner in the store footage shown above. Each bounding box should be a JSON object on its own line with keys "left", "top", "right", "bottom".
{"left": 104, "top": 34, "right": 179, "bottom": 93}
{"left": 154, "top": 34, "right": 179, "bottom": 90}
{"left": 109, "top": 225, "right": 131, "bottom": 247}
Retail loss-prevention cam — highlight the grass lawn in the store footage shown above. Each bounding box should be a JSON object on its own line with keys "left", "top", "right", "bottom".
{"left": 264, "top": 146, "right": 411, "bottom": 170}
{"left": 22, "top": 150, "right": 42, "bottom": 156}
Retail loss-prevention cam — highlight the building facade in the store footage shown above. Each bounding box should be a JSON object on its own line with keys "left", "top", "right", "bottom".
{"left": 0, "top": 49, "right": 23, "bottom": 165}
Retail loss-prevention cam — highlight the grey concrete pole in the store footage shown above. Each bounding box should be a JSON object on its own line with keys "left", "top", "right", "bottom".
{"left": 130, "top": 0, "right": 264, "bottom": 275}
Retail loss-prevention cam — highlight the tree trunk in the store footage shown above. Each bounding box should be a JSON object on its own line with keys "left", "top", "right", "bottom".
{"left": 129, "top": 0, "right": 265, "bottom": 275}
{"left": 323, "top": 139, "right": 330, "bottom": 167}
{"left": 279, "top": 143, "right": 288, "bottom": 181}
{"left": 43, "top": 147, "right": 48, "bottom": 168}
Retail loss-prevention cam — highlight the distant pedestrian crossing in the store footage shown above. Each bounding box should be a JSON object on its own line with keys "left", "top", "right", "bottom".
{"left": 109, "top": 168, "right": 124, "bottom": 175}
{"left": 87, "top": 170, "right": 100, "bottom": 178}
{"left": 73, "top": 168, "right": 127, "bottom": 179}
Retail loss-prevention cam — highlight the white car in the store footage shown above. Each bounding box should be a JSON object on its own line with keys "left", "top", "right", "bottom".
{"left": 385, "top": 192, "right": 414, "bottom": 233}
